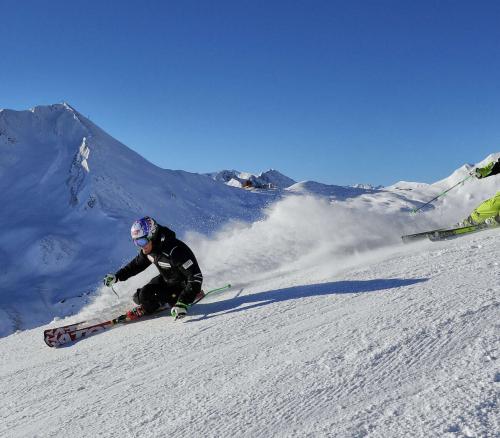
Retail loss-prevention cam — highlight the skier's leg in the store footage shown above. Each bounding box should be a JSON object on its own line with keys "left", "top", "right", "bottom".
{"left": 470, "top": 191, "right": 500, "bottom": 224}
{"left": 133, "top": 276, "right": 169, "bottom": 313}
{"left": 160, "top": 281, "right": 186, "bottom": 307}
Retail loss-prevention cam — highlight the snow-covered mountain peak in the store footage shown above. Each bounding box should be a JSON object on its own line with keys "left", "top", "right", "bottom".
{"left": 25, "top": 102, "right": 73, "bottom": 119}
{"left": 1, "top": 103, "right": 87, "bottom": 146}
{"left": 209, "top": 168, "right": 296, "bottom": 189}
{"left": 61, "top": 101, "right": 78, "bottom": 112}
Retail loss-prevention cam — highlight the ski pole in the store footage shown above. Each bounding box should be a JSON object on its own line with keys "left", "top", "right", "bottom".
{"left": 206, "top": 283, "right": 232, "bottom": 295}
{"left": 411, "top": 174, "right": 473, "bottom": 214}
{"left": 111, "top": 284, "right": 120, "bottom": 298}
{"left": 191, "top": 283, "right": 232, "bottom": 306}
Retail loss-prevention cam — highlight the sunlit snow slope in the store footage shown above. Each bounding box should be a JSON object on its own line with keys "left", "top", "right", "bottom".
{"left": 0, "top": 213, "right": 498, "bottom": 437}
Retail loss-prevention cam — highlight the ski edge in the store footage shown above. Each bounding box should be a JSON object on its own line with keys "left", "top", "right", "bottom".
{"left": 402, "top": 222, "right": 499, "bottom": 243}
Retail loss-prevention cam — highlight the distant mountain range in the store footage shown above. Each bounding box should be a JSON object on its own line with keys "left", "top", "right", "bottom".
{"left": 206, "top": 169, "right": 297, "bottom": 189}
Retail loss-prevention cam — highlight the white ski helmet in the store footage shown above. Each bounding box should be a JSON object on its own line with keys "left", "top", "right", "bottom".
{"left": 130, "top": 217, "right": 158, "bottom": 243}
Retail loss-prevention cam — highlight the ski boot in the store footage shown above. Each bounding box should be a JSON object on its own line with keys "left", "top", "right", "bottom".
{"left": 485, "top": 216, "right": 500, "bottom": 226}
{"left": 456, "top": 217, "right": 476, "bottom": 228}
{"left": 126, "top": 306, "right": 146, "bottom": 321}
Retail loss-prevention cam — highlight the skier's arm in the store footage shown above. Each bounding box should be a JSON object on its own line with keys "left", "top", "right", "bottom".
{"left": 115, "top": 252, "right": 151, "bottom": 282}
{"left": 475, "top": 158, "right": 500, "bottom": 179}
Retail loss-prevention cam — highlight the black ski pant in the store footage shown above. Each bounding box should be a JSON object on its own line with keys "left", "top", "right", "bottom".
{"left": 133, "top": 275, "right": 185, "bottom": 313}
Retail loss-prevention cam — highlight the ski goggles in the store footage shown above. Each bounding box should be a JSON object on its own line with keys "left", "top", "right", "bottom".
{"left": 133, "top": 237, "right": 150, "bottom": 247}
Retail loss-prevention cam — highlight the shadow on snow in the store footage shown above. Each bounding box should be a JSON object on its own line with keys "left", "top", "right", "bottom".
{"left": 188, "top": 277, "right": 428, "bottom": 322}
{"left": 48, "top": 277, "right": 427, "bottom": 347}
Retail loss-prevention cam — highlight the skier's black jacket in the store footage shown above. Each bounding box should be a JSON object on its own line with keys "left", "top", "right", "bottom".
{"left": 115, "top": 225, "right": 203, "bottom": 305}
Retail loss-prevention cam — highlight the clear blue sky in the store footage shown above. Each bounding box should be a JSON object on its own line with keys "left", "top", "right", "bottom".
{"left": 1, "top": 0, "right": 500, "bottom": 186}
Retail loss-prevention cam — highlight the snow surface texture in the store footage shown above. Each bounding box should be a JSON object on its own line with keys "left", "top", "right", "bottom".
{"left": 1, "top": 222, "right": 499, "bottom": 437}
{"left": 0, "top": 103, "right": 499, "bottom": 436}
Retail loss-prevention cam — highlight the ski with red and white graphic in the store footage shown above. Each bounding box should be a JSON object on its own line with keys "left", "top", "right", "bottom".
{"left": 44, "top": 320, "right": 115, "bottom": 347}
{"left": 43, "top": 284, "right": 231, "bottom": 347}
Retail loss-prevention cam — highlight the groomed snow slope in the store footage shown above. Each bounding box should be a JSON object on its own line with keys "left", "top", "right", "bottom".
{"left": 1, "top": 225, "right": 498, "bottom": 437}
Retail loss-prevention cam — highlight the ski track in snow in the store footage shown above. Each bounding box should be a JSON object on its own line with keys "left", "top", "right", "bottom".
{"left": 1, "top": 228, "right": 498, "bottom": 438}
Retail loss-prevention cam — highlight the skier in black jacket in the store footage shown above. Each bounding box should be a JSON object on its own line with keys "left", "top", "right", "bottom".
{"left": 104, "top": 217, "right": 203, "bottom": 320}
